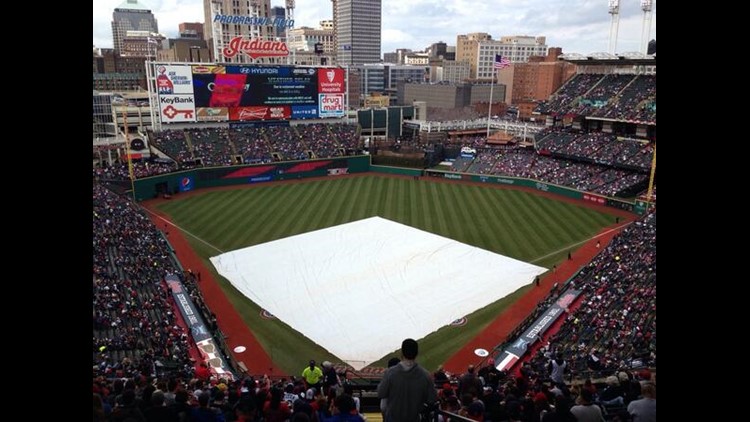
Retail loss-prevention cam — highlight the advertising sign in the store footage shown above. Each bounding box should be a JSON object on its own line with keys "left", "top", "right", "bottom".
{"left": 292, "top": 105, "right": 318, "bottom": 119}
{"left": 155, "top": 65, "right": 194, "bottom": 95}
{"left": 222, "top": 37, "right": 290, "bottom": 60}
{"left": 582, "top": 193, "right": 606, "bottom": 205}
{"left": 318, "top": 93, "right": 345, "bottom": 117}
{"left": 229, "top": 106, "right": 291, "bottom": 121}
{"left": 318, "top": 68, "right": 345, "bottom": 94}
{"left": 192, "top": 67, "right": 317, "bottom": 108}
{"left": 196, "top": 107, "right": 229, "bottom": 122}
{"left": 155, "top": 63, "right": 348, "bottom": 123}
{"left": 159, "top": 95, "right": 196, "bottom": 122}
{"left": 192, "top": 65, "right": 226, "bottom": 74}
{"left": 192, "top": 73, "right": 247, "bottom": 108}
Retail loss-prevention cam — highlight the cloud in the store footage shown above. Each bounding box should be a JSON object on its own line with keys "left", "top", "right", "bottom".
{"left": 93, "top": 0, "right": 655, "bottom": 55}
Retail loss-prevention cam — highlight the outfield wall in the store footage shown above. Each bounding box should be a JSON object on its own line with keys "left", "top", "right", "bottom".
{"left": 424, "top": 170, "right": 637, "bottom": 213}
{"left": 132, "top": 156, "right": 370, "bottom": 201}
{"left": 370, "top": 165, "right": 423, "bottom": 176}
{"left": 132, "top": 158, "right": 637, "bottom": 214}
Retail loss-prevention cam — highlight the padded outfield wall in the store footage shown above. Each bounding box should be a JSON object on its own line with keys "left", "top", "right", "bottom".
{"left": 132, "top": 157, "right": 637, "bottom": 214}
{"left": 422, "top": 170, "right": 637, "bottom": 214}
{"left": 132, "top": 156, "right": 370, "bottom": 201}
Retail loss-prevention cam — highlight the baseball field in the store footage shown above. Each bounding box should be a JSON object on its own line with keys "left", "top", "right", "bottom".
{"left": 151, "top": 174, "right": 618, "bottom": 375}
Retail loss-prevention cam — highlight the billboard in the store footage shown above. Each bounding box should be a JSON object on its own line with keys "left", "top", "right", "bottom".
{"left": 222, "top": 37, "right": 290, "bottom": 60}
{"left": 319, "top": 94, "right": 345, "bottom": 117}
{"left": 317, "top": 68, "right": 345, "bottom": 117}
{"left": 155, "top": 65, "right": 194, "bottom": 95}
{"left": 229, "top": 106, "right": 291, "bottom": 121}
{"left": 159, "top": 95, "right": 196, "bottom": 122}
{"left": 193, "top": 66, "right": 318, "bottom": 108}
{"left": 196, "top": 107, "right": 229, "bottom": 122}
{"left": 154, "top": 64, "right": 346, "bottom": 123}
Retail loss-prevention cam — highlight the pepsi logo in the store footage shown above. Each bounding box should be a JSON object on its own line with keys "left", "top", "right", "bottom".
{"left": 260, "top": 309, "right": 276, "bottom": 320}
{"left": 450, "top": 317, "right": 467, "bottom": 327}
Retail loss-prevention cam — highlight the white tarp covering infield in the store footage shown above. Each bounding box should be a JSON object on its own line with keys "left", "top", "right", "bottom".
{"left": 210, "top": 217, "right": 547, "bottom": 370}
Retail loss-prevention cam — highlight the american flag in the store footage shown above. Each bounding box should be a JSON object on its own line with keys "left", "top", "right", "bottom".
{"left": 493, "top": 54, "right": 511, "bottom": 69}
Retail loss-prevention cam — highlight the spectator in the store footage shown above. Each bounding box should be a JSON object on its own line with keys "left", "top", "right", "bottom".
{"left": 548, "top": 352, "right": 568, "bottom": 385}
{"left": 322, "top": 361, "right": 341, "bottom": 400}
{"left": 377, "top": 338, "right": 438, "bottom": 422}
{"left": 541, "top": 395, "right": 576, "bottom": 422}
{"left": 627, "top": 382, "right": 656, "bottom": 422}
{"left": 433, "top": 365, "right": 449, "bottom": 387}
{"left": 458, "top": 365, "right": 483, "bottom": 398}
{"left": 302, "top": 360, "right": 323, "bottom": 392}
{"left": 570, "top": 389, "right": 604, "bottom": 422}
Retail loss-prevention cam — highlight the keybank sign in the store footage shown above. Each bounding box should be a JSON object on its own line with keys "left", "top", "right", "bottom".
{"left": 214, "top": 14, "right": 295, "bottom": 28}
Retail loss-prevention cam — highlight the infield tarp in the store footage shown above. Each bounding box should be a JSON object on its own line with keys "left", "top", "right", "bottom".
{"left": 210, "top": 216, "right": 546, "bottom": 370}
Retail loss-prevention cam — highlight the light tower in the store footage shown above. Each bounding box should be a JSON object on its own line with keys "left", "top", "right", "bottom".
{"left": 640, "top": 0, "right": 654, "bottom": 54}
{"left": 285, "top": 0, "right": 295, "bottom": 65}
{"left": 608, "top": 0, "right": 620, "bottom": 55}
{"left": 285, "top": 0, "right": 295, "bottom": 22}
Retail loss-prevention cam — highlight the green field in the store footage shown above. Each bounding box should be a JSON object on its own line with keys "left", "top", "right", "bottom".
{"left": 156, "top": 175, "right": 616, "bottom": 375}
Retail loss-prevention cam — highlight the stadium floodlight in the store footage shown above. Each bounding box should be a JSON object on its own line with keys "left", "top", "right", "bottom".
{"left": 608, "top": 0, "right": 620, "bottom": 54}
{"left": 641, "top": 0, "right": 655, "bottom": 54}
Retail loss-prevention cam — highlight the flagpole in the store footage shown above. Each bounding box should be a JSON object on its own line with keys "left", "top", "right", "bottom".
{"left": 645, "top": 142, "right": 656, "bottom": 204}
{"left": 122, "top": 108, "right": 136, "bottom": 201}
{"left": 486, "top": 67, "right": 496, "bottom": 139}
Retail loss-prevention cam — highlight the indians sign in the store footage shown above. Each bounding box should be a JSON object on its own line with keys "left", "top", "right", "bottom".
{"left": 223, "top": 37, "right": 290, "bottom": 60}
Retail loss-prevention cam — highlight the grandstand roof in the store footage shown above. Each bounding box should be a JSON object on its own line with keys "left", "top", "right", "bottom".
{"left": 559, "top": 55, "right": 656, "bottom": 66}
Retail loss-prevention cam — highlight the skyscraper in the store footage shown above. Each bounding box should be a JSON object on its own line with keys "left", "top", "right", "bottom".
{"left": 333, "top": 0, "right": 381, "bottom": 65}
{"left": 111, "top": 0, "right": 159, "bottom": 54}
{"left": 203, "top": 0, "right": 276, "bottom": 63}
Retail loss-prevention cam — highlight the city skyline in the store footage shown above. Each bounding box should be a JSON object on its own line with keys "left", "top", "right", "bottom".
{"left": 93, "top": 0, "right": 656, "bottom": 56}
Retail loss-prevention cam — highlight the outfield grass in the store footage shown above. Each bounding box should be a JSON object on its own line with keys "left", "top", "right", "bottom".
{"left": 156, "top": 175, "right": 616, "bottom": 375}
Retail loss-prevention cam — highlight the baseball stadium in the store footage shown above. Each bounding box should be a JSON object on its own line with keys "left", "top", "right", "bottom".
{"left": 93, "top": 56, "right": 655, "bottom": 421}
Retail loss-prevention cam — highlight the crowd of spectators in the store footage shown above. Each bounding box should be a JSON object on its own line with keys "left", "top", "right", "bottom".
{"left": 94, "top": 160, "right": 179, "bottom": 180}
{"left": 527, "top": 209, "right": 656, "bottom": 383}
{"left": 593, "top": 75, "right": 656, "bottom": 124}
{"left": 296, "top": 123, "right": 345, "bottom": 158}
{"left": 466, "top": 146, "right": 648, "bottom": 198}
{"left": 228, "top": 126, "right": 275, "bottom": 164}
{"left": 93, "top": 183, "right": 195, "bottom": 382}
{"left": 151, "top": 129, "right": 194, "bottom": 164}
{"left": 265, "top": 126, "right": 311, "bottom": 161}
{"left": 567, "top": 75, "right": 635, "bottom": 117}
{"left": 536, "top": 129, "right": 653, "bottom": 171}
{"left": 328, "top": 124, "right": 360, "bottom": 152}
{"left": 92, "top": 173, "right": 655, "bottom": 422}
{"left": 534, "top": 73, "right": 656, "bottom": 125}
{"left": 186, "top": 127, "right": 237, "bottom": 167}
{"left": 535, "top": 74, "right": 605, "bottom": 115}
{"left": 145, "top": 124, "right": 362, "bottom": 169}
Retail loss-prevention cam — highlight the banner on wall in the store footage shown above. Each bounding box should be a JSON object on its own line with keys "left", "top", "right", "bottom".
{"left": 229, "top": 106, "right": 291, "bottom": 121}
{"left": 196, "top": 107, "right": 229, "bottom": 122}
{"left": 319, "top": 94, "right": 345, "bottom": 117}
{"left": 155, "top": 65, "right": 195, "bottom": 95}
{"left": 160, "top": 95, "right": 196, "bottom": 122}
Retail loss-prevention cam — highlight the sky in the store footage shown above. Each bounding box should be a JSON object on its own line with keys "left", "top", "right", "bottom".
{"left": 93, "top": 0, "right": 656, "bottom": 55}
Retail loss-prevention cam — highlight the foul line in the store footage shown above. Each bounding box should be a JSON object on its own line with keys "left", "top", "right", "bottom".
{"left": 143, "top": 204, "right": 630, "bottom": 266}
{"left": 144, "top": 208, "right": 225, "bottom": 254}
{"left": 530, "top": 221, "right": 632, "bottom": 265}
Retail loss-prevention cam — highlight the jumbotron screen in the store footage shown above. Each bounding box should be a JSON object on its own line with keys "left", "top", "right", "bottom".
{"left": 155, "top": 64, "right": 346, "bottom": 123}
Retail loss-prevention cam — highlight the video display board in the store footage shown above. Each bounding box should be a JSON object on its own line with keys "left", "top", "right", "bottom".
{"left": 155, "top": 64, "right": 345, "bottom": 123}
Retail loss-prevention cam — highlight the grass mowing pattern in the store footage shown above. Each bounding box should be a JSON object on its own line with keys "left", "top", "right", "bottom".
{"left": 157, "top": 175, "right": 616, "bottom": 374}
